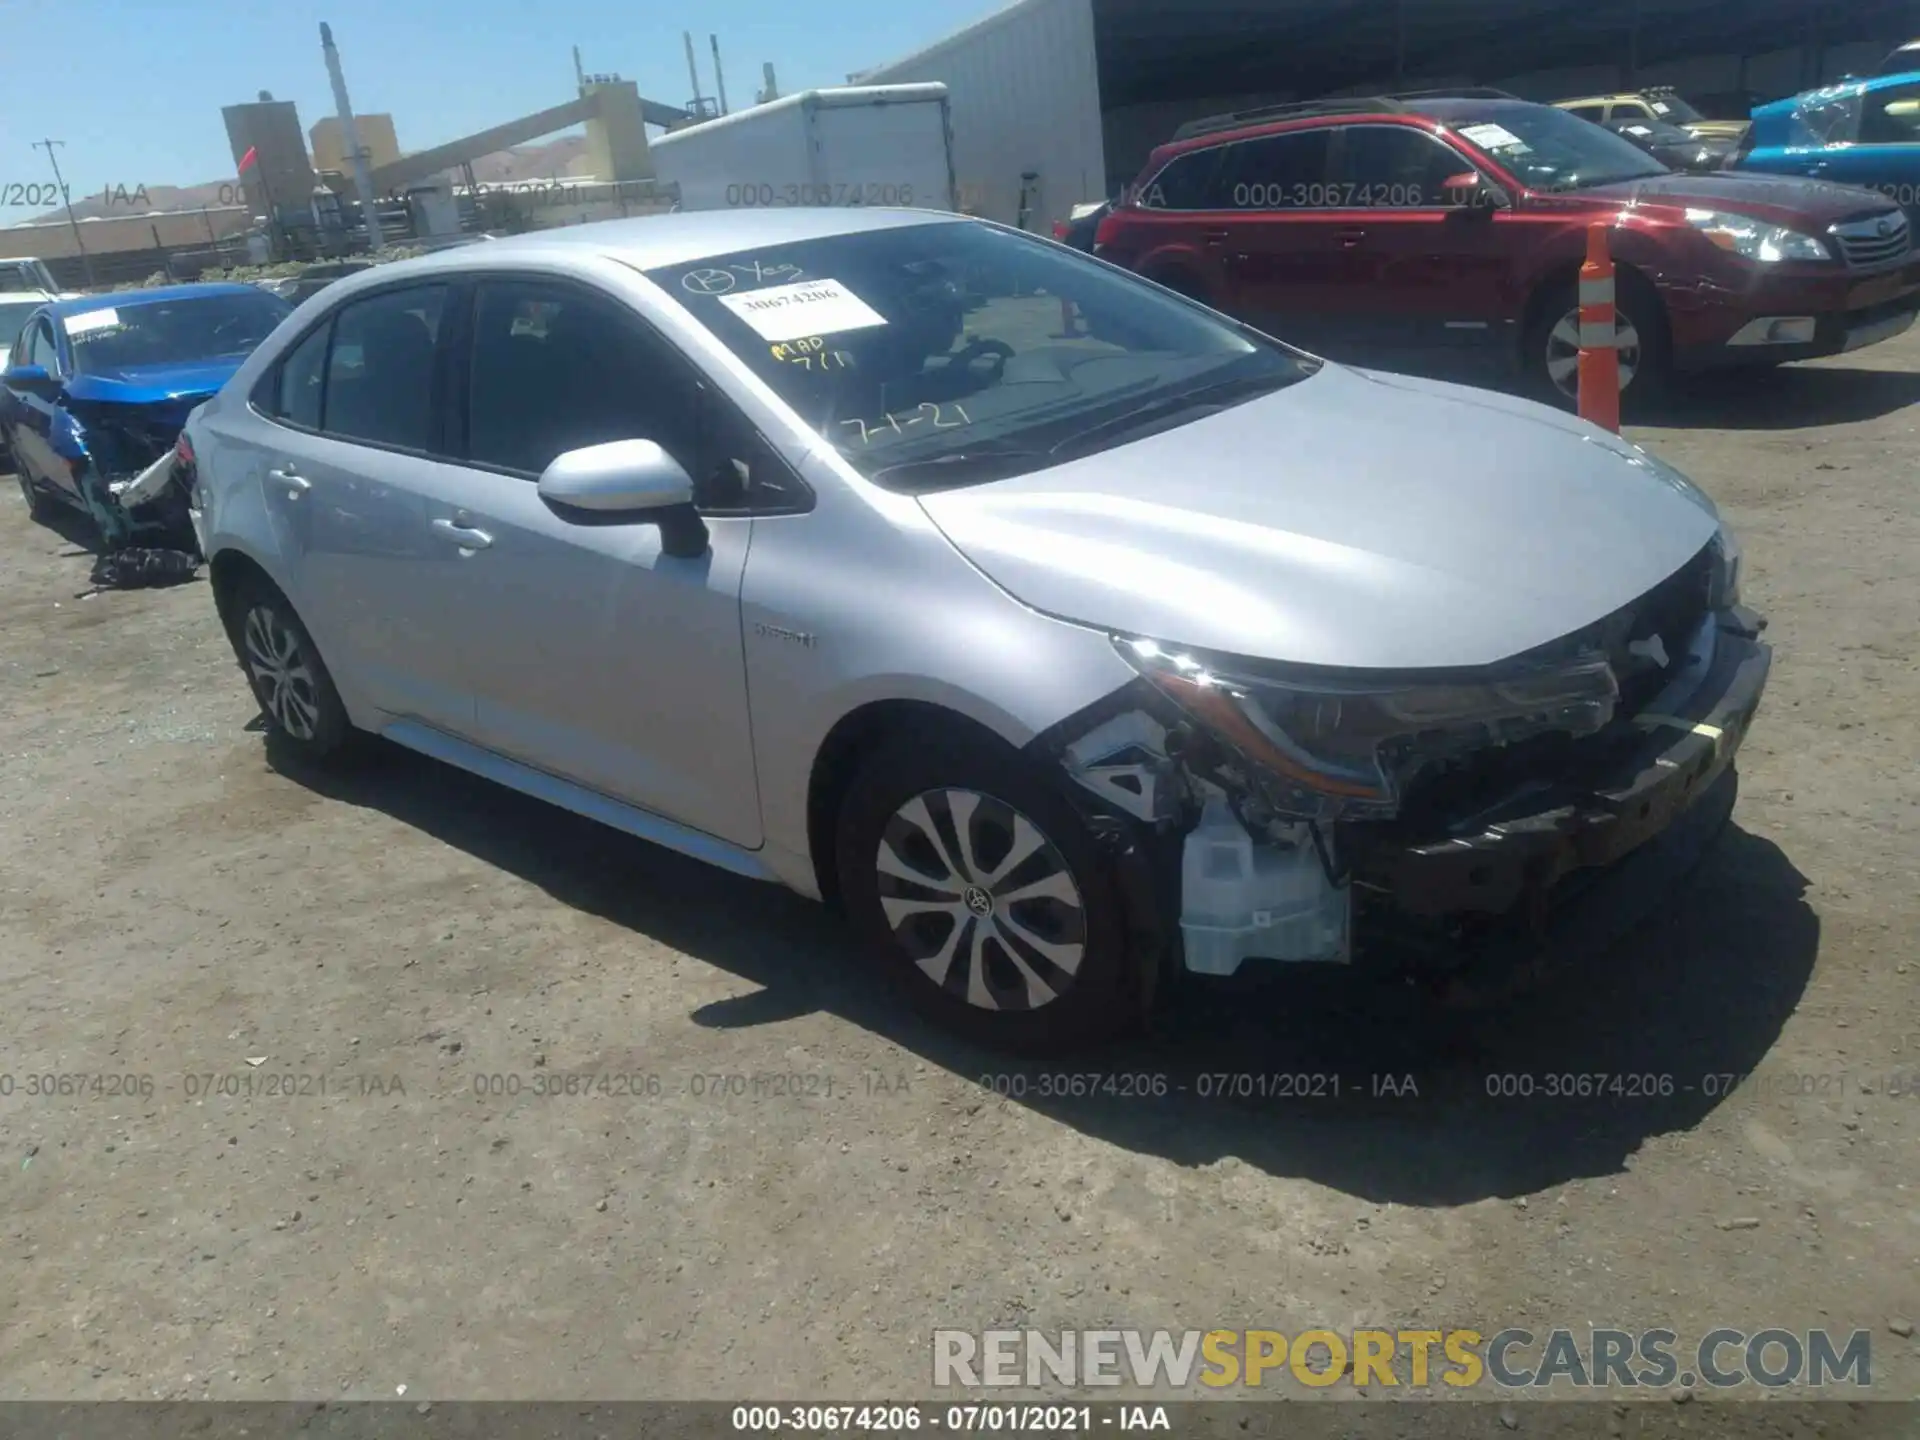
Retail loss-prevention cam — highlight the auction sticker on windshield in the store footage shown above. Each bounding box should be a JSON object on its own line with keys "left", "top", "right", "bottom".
{"left": 717, "top": 278, "right": 887, "bottom": 343}
{"left": 64, "top": 309, "right": 120, "bottom": 337}
{"left": 1458, "top": 123, "right": 1530, "bottom": 152}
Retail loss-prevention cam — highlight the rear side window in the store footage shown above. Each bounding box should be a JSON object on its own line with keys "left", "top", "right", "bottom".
{"left": 1860, "top": 82, "right": 1920, "bottom": 144}
{"left": 464, "top": 280, "right": 699, "bottom": 477}
{"left": 1135, "top": 148, "right": 1227, "bottom": 210}
{"left": 1216, "top": 129, "right": 1333, "bottom": 209}
{"left": 324, "top": 286, "right": 448, "bottom": 452}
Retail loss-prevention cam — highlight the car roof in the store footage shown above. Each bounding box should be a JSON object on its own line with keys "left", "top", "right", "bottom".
{"left": 319, "top": 208, "right": 968, "bottom": 290}
{"left": 46, "top": 282, "right": 272, "bottom": 319}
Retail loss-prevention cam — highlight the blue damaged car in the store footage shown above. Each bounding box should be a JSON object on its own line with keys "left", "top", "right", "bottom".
{"left": 1732, "top": 71, "right": 1920, "bottom": 232}
{"left": 2, "top": 284, "right": 290, "bottom": 548}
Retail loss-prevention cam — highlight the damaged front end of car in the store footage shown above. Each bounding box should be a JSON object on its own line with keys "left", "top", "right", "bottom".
{"left": 64, "top": 395, "right": 201, "bottom": 553}
{"left": 1028, "top": 535, "right": 1770, "bottom": 998}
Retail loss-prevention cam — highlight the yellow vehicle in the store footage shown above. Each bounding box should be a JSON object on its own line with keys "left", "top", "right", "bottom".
{"left": 1554, "top": 87, "right": 1749, "bottom": 142}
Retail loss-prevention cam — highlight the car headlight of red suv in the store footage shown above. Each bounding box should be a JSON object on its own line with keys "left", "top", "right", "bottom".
{"left": 1684, "top": 208, "right": 1831, "bottom": 262}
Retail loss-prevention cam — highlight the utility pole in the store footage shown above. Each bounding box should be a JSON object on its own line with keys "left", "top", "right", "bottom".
{"left": 32, "top": 139, "right": 95, "bottom": 288}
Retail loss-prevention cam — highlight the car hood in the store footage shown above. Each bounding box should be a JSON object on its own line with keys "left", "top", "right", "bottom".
{"left": 1684, "top": 119, "right": 1751, "bottom": 140}
{"left": 916, "top": 364, "right": 1720, "bottom": 671}
{"left": 65, "top": 357, "right": 245, "bottom": 406}
{"left": 1588, "top": 170, "right": 1897, "bottom": 227}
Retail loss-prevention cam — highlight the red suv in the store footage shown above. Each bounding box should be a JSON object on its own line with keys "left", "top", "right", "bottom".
{"left": 1094, "top": 90, "right": 1920, "bottom": 402}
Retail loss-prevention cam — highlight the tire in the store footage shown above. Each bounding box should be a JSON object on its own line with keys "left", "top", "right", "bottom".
{"left": 1523, "top": 275, "right": 1669, "bottom": 410}
{"left": 835, "top": 732, "right": 1145, "bottom": 1054}
{"left": 225, "top": 577, "right": 353, "bottom": 759}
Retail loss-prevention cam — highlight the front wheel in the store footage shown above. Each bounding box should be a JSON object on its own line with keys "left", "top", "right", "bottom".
{"left": 1524, "top": 279, "right": 1669, "bottom": 409}
{"left": 835, "top": 734, "right": 1146, "bottom": 1054}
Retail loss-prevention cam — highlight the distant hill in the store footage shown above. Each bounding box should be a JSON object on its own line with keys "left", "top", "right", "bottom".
{"left": 26, "top": 134, "right": 594, "bottom": 223}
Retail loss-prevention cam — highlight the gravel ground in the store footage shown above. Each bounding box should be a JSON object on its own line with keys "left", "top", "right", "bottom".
{"left": 0, "top": 337, "right": 1916, "bottom": 1422}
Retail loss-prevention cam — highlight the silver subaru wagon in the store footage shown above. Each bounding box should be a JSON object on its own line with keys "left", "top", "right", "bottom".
{"left": 185, "top": 208, "right": 1770, "bottom": 1052}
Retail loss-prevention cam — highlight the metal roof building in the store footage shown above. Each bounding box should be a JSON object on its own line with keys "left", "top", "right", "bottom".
{"left": 855, "top": 0, "right": 1917, "bottom": 225}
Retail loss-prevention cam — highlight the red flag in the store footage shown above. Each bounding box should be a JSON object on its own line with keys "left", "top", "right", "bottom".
{"left": 237, "top": 146, "right": 258, "bottom": 174}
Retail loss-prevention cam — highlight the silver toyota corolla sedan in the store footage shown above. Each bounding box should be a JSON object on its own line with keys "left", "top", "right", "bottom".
{"left": 183, "top": 208, "right": 1771, "bottom": 1053}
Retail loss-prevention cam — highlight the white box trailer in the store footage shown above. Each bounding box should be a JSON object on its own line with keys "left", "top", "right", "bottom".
{"left": 648, "top": 84, "right": 960, "bottom": 214}
{"left": 851, "top": 0, "right": 1107, "bottom": 232}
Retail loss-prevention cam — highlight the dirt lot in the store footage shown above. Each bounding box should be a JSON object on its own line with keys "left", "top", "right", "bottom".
{"left": 1, "top": 339, "right": 1917, "bottom": 1417}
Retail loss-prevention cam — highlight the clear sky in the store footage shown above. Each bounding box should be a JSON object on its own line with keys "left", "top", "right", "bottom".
{"left": 1, "top": 0, "right": 994, "bottom": 198}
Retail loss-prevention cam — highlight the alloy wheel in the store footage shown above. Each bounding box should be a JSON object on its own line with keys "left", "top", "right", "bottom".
{"left": 874, "top": 788, "right": 1087, "bottom": 1012}
{"left": 1546, "top": 307, "right": 1641, "bottom": 398}
{"left": 242, "top": 604, "right": 322, "bottom": 741}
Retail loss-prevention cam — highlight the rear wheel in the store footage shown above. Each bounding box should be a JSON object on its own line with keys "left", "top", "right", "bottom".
{"left": 225, "top": 577, "right": 353, "bottom": 759}
{"left": 836, "top": 733, "right": 1145, "bottom": 1054}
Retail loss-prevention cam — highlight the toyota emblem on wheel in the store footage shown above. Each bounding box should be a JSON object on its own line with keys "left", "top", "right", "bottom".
{"left": 963, "top": 884, "right": 995, "bottom": 917}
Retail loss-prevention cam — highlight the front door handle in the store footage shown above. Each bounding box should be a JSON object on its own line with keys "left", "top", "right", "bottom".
{"left": 1338, "top": 228, "right": 1367, "bottom": 248}
{"left": 1200, "top": 227, "right": 1230, "bottom": 244}
{"left": 431, "top": 517, "right": 493, "bottom": 550}
{"left": 266, "top": 466, "right": 311, "bottom": 498}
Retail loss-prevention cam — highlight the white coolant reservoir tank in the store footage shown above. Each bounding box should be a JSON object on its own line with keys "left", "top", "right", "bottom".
{"left": 1179, "top": 799, "right": 1350, "bottom": 976}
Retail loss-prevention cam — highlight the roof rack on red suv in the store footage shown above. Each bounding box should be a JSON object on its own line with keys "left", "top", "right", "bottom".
{"left": 1171, "top": 88, "right": 1521, "bottom": 140}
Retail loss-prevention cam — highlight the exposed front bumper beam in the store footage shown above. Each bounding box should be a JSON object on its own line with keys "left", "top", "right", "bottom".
{"left": 1357, "top": 609, "right": 1771, "bottom": 918}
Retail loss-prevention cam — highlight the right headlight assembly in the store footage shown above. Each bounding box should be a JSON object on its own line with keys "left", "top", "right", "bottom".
{"left": 1684, "top": 208, "right": 1831, "bottom": 262}
{"left": 1116, "top": 638, "right": 1621, "bottom": 820}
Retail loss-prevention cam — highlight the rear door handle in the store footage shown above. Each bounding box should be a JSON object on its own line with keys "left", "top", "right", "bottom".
{"left": 431, "top": 517, "right": 493, "bottom": 550}
{"left": 1338, "top": 228, "right": 1368, "bottom": 248}
{"left": 1200, "top": 227, "right": 1230, "bottom": 244}
{"left": 266, "top": 466, "right": 310, "bottom": 497}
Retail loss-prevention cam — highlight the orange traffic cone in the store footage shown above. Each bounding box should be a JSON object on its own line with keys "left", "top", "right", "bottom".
{"left": 1577, "top": 222, "right": 1621, "bottom": 433}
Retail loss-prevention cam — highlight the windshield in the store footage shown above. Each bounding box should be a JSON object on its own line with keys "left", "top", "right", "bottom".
{"left": 63, "top": 290, "right": 291, "bottom": 375}
{"left": 1435, "top": 104, "right": 1669, "bottom": 190}
{"left": 645, "top": 220, "right": 1317, "bottom": 492}
{"left": 0, "top": 302, "right": 41, "bottom": 351}
{"left": 1647, "top": 93, "right": 1705, "bottom": 124}
{"left": 1612, "top": 118, "right": 1694, "bottom": 144}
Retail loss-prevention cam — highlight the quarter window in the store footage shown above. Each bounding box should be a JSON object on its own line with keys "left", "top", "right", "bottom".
{"left": 323, "top": 286, "right": 448, "bottom": 452}
{"left": 272, "top": 324, "right": 329, "bottom": 430}
{"left": 1135, "top": 149, "right": 1226, "bottom": 211}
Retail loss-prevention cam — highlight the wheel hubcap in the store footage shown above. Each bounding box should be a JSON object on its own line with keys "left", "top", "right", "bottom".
{"left": 1546, "top": 307, "right": 1641, "bottom": 398}
{"left": 242, "top": 604, "right": 321, "bottom": 741}
{"left": 875, "top": 789, "right": 1086, "bottom": 1012}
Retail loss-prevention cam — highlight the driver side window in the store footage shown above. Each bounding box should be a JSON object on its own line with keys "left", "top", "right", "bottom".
{"left": 19, "top": 319, "right": 53, "bottom": 372}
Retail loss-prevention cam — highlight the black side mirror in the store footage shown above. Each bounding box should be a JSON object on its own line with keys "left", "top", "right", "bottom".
{"left": 1442, "top": 171, "right": 1512, "bottom": 214}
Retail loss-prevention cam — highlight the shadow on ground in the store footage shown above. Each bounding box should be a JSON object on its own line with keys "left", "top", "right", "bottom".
{"left": 1348, "top": 351, "right": 1920, "bottom": 431}
{"left": 268, "top": 736, "right": 1819, "bottom": 1207}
